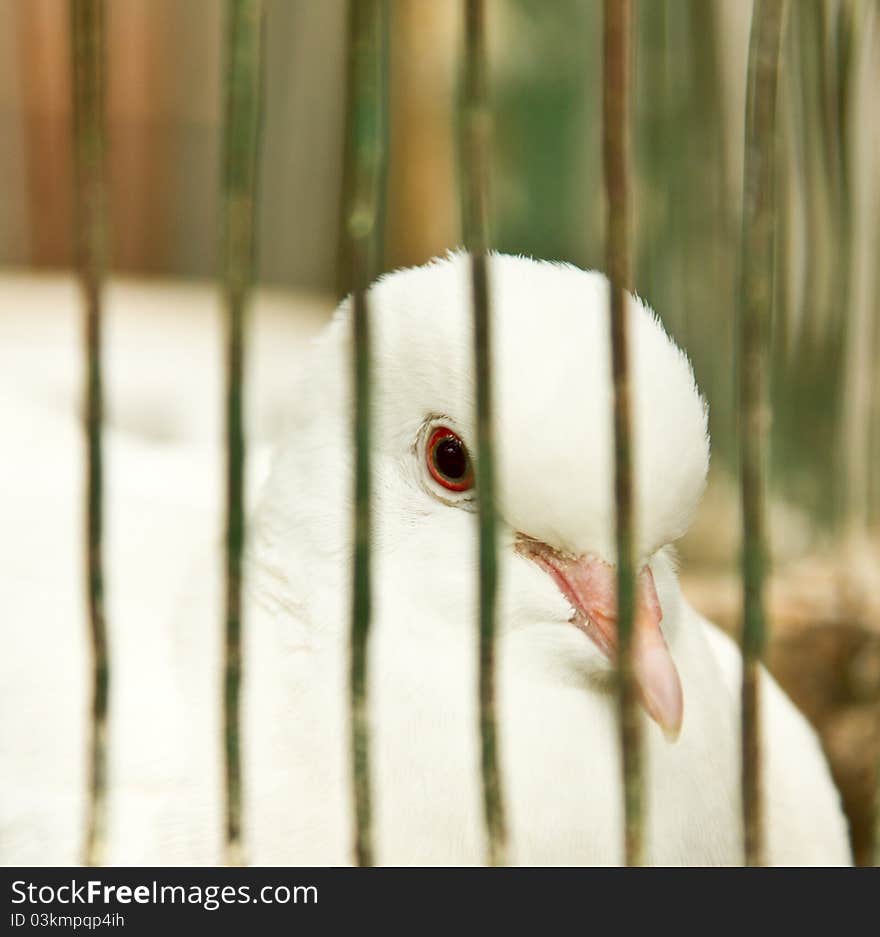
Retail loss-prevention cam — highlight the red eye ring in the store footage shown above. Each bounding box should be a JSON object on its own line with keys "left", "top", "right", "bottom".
{"left": 426, "top": 427, "right": 474, "bottom": 493}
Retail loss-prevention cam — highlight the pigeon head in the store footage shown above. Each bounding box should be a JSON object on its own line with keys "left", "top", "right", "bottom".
{"left": 258, "top": 253, "right": 709, "bottom": 738}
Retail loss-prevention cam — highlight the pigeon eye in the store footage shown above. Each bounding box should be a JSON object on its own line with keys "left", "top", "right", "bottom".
{"left": 426, "top": 427, "right": 474, "bottom": 493}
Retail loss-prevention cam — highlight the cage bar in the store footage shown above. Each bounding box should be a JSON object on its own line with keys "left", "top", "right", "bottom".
{"left": 602, "top": 0, "right": 642, "bottom": 867}
{"left": 461, "top": 0, "right": 508, "bottom": 867}
{"left": 219, "top": 0, "right": 265, "bottom": 867}
{"left": 70, "top": 0, "right": 109, "bottom": 869}
{"left": 874, "top": 754, "right": 880, "bottom": 866}
{"left": 737, "top": 0, "right": 788, "bottom": 868}
{"left": 341, "top": 0, "right": 389, "bottom": 868}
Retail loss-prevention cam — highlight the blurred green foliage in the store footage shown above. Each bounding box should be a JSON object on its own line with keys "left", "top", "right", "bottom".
{"left": 487, "top": 0, "right": 877, "bottom": 543}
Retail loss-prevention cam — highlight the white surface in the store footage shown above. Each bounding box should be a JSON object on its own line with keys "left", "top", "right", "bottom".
{"left": 0, "top": 272, "right": 331, "bottom": 864}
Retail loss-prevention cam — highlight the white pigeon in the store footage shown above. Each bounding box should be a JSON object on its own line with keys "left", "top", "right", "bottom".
{"left": 0, "top": 256, "right": 851, "bottom": 866}
{"left": 242, "top": 252, "right": 852, "bottom": 866}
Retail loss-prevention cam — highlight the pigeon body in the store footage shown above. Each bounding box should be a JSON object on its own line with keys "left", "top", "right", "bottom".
{"left": 243, "top": 253, "right": 851, "bottom": 865}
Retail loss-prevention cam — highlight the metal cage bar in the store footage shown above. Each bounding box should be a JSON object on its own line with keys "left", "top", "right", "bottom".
{"left": 70, "top": 0, "right": 109, "bottom": 869}
{"left": 461, "top": 0, "right": 508, "bottom": 867}
{"left": 342, "top": 0, "right": 389, "bottom": 868}
{"left": 219, "top": 0, "right": 265, "bottom": 867}
{"left": 874, "top": 753, "right": 880, "bottom": 866}
{"left": 737, "top": 0, "right": 788, "bottom": 868}
{"left": 602, "top": 0, "right": 643, "bottom": 866}
{"left": 55, "top": 0, "right": 873, "bottom": 872}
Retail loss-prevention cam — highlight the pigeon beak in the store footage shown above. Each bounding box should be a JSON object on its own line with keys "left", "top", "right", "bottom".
{"left": 516, "top": 539, "right": 684, "bottom": 740}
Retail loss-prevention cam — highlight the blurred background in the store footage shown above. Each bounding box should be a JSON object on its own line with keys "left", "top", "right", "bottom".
{"left": 0, "top": 0, "right": 877, "bottom": 863}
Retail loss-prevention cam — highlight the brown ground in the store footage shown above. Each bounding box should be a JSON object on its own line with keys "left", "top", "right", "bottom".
{"left": 682, "top": 541, "right": 880, "bottom": 866}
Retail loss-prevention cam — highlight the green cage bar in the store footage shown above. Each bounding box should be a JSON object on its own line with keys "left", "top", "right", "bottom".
{"left": 737, "top": 0, "right": 788, "bottom": 868}
{"left": 342, "top": 0, "right": 389, "bottom": 868}
{"left": 461, "top": 0, "right": 508, "bottom": 867}
{"left": 602, "top": 0, "right": 642, "bottom": 867}
{"left": 70, "top": 0, "right": 109, "bottom": 869}
{"left": 219, "top": 0, "right": 265, "bottom": 867}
